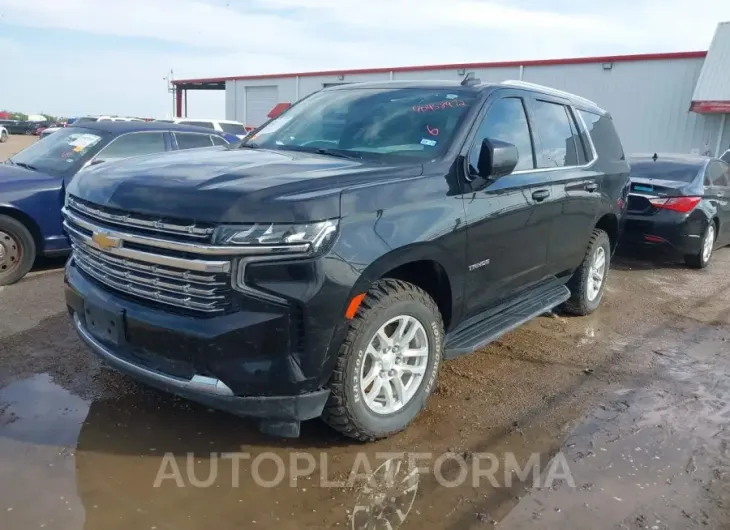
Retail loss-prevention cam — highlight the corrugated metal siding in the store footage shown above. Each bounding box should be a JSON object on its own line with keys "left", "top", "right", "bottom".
{"left": 692, "top": 21, "right": 730, "bottom": 102}
{"left": 227, "top": 57, "right": 724, "bottom": 153}
{"left": 523, "top": 58, "right": 718, "bottom": 154}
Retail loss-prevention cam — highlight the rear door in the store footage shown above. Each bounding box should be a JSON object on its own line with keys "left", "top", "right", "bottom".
{"left": 525, "top": 95, "right": 601, "bottom": 276}
{"left": 461, "top": 90, "right": 557, "bottom": 317}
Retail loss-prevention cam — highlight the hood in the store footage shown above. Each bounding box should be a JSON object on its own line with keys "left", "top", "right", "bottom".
{"left": 67, "top": 147, "right": 423, "bottom": 223}
{"left": 0, "top": 163, "right": 61, "bottom": 193}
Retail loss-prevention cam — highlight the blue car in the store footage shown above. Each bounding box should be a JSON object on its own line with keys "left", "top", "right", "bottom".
{"left": 0, "top": 121, "right": 231, "bottom": 285}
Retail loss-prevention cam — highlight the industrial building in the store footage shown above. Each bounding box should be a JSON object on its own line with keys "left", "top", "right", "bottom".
{"left": 173, "top": 21, "right": 730, "bottom": 157}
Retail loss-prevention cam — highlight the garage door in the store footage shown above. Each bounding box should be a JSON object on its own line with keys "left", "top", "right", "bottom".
{"left": 245, "top": 86, "right": 279, "bottom": 126}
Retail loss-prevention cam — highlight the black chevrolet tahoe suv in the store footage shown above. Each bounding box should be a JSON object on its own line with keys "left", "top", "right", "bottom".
{"left": 63, "top": 79, "right": 629, "bottom": 440}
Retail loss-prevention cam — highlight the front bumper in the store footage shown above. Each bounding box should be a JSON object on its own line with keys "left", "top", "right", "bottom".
{"left": 622, "top": 210, "right": 708, "bottom": 255}
{"left": 65, "top": 259, "right": 331, "bottom": 424}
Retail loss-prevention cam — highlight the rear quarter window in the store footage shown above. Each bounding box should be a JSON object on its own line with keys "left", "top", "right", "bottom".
{"left": 578, "top": 110, "right": 625, "bottom": 162}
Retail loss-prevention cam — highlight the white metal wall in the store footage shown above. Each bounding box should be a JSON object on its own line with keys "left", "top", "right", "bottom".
{"left": 227, "top": 57, "right": 724, "bottom": 155}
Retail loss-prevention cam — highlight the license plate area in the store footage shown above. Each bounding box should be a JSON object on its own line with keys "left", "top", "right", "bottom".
{"left": 84, "top": 302, "right": 124, "bottom": 346}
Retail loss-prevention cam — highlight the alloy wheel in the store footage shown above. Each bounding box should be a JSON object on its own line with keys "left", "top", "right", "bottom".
{"left": 586, "top": 246, "right": 606, "bottom": 302}
{"left": 359, "top": 315, "right": 430, "bottom": 415}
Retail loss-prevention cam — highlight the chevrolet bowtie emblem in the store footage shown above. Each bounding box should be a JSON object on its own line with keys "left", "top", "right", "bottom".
{"left": 92, "top": 231, "right": 121, "bottom": 250}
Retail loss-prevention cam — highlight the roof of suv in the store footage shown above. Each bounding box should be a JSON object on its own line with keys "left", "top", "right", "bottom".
{"left": 326, "top": 79, "right": 607, "bottom": 115}
{"left": 69, "top": 121, "right": 228, "bottom": 135}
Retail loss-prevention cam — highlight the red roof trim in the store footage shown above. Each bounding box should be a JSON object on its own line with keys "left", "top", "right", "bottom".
{"left": 267, "top": 102, "right": 292, "bottom": 118}
{"left": 690, "top": 100, "right": 730, "bottom": 113}
{"left": 173, "top": 51, "right": 707, "bottom": 86}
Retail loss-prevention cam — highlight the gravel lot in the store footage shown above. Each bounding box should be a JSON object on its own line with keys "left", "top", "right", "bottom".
{"left": 1, "top": 134, "right": 729, "bottom": 529}
{"left": 0, "top": 134, "right": 37, "bottom": 159}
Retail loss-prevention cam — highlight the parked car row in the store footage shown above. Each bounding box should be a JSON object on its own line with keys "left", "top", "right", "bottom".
{"left": 0, "top": 121, "right": 232, "bottom": 284}
{"left": 3, "top": 79, "right": 730, "bottom": 443}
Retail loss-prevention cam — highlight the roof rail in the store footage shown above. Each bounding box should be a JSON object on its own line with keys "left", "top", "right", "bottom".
{"left": 499, "top": 80, "right": 604, "bottom": 111}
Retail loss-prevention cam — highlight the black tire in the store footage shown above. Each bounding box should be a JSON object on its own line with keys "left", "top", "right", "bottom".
{"left": 322, "top": 279, "right": 444, "bottom": 441}
{"left": 24, "top": 129, "right": 32, "bottom": 136}
{"left": 563, "top": 229, "right": 611, "bottom": 316}
{"left": 685, "top": 220, "right": 715, "bottom": 269}
{"left": 0, "top": 215, "right": 36, "bottom": 286}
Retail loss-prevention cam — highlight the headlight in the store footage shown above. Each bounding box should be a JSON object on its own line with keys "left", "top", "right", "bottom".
{"left": 215, "top": 219, "right": 338, "bottom": 255}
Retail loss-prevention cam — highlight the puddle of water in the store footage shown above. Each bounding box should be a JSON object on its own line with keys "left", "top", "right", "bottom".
{"left": 0, "top": 374, "right": 89, "bottom": 529}
{"left": 0, "top": 373, "right": 89, "bottom": 447}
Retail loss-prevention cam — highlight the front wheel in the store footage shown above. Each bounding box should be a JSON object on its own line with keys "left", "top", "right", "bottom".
{"left": 685, "top": 221, "right": 715, "bottom": 269}
{"left": 0, "top": 215, "right": 36, "bottom": 286}
{"left": 322, "top": 279, "right": 443, "bottom": 441}
{"left": 563, "top": 229, "right": 611, "bottom": 316}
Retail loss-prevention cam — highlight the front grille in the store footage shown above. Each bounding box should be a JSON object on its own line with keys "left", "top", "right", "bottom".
{"left": 64, "top": 197, "right": 234, "bottom": 314}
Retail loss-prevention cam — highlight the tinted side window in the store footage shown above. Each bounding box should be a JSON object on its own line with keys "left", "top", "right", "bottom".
{"left": 578, "top": 110, "right": 625, "bottom": 161}
{"left": 211, "top": 135, "right": 229, "bottom": 146}
{"left": 532, "top": 100, "right": 581, "bottom": 168}
{"left": 175, "top": 132, "right": 214, "bottom": 150}
{"left": 97, "top": 132, "right": 166, "bottom": 160}
{"left": 470, "top": 97, "right": 534, "bottom": 172}
{"left": 182, "top": 121, "right": 215, "bottom": 129}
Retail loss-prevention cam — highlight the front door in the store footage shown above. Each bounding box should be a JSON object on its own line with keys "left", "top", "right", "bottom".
{"left": 461, "top": 91, "right": 558, "bottom": 318}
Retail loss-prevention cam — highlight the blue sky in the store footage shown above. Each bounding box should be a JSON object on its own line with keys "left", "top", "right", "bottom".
{"left": 0, "top": 0, "right": 728, "bottom": 119}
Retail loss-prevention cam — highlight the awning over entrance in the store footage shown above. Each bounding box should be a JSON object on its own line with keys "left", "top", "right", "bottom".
{"left": 691, "top": 21, "right": 730, "bottom": 114}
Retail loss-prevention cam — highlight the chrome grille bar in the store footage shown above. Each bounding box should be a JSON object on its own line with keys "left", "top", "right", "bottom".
{"left": 63, "top": 221, "right": 231, "bottom": 274}
{"left": 63, "top": 207, "right": 309, "bottom": 256}
{"left": 74, "top": 256, "right": 223, "bottom": 313}
{"left": 73, "top": 247, "right": 227, "bottom": 299}
{"left": 67, "top": 196, "right": 214, "bottom": 239}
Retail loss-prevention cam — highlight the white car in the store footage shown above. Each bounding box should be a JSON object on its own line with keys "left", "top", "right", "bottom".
{"left": 171, "top": 118, "right": 250, "bottom": 140}
{"left": 39, "top": 126, "right": 62, "bottom": 139}
{"left": 0, "top": 125, "right": 7, "bottom": 143}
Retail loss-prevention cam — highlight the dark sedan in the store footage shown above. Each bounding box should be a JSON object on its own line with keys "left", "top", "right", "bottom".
{"left": 0, "top": 122, "right": 231, "bottom": 285}
{"left": 623, "top": 154, "right": 730, "bottom": 268}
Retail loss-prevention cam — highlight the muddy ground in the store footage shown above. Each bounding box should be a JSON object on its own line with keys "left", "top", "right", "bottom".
{"left": 1, "top": 235, "right": 729, "bottom": 528}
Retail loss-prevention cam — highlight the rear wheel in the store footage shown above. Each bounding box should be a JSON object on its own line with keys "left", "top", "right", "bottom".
{"left": 0, "top": 215, "right": 36, "bottom": 286}
{"left": 685, "top": 221, "right": 715, "bottom": 269}
{"left": 563, "top": 229, "right": 611, "bottom": 316}
{"left": 322, "top": 279, "right": 443, "bottom": 441}
{"left": 0, "top": 130, "right": 7, "bottom": 143}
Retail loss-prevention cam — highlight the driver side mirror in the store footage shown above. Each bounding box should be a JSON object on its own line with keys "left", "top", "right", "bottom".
{"left": 476, "top": 138, "right": 519, "bottom": 180}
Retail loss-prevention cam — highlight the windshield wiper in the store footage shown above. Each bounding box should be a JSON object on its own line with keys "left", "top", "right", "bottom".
{"left": 238, "top": 142, "right": 259, "bottom": 149}
{"left": 314, "top": 148, "right": 362, "bottom": 160}
{"left": 14, "top": 162, "right": 38, "bottom": 171}
{"left": 281, "top": 145, "right": 362, "bottom": 160}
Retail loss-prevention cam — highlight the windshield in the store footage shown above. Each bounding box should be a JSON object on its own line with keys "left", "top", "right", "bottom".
{"left": 9, "top": 127, "right": 105, "bottom": 175}
{"left": 244, "top": 87, "right": 479, "bottom": 160}
{"left": 630, "top": 160, "right": 701, "bottom": 184}
{"left": 220, "top": 122, "right": 247, "bottom": 135}
{"left": 74, "top": 117, "right": 99, "bottom": 123}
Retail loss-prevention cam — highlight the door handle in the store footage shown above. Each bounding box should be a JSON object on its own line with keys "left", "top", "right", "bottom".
{"left": 585, "top": 182, "right": 599, "bottom": 192}
{"left": 532, "top": 189, "right": 550, "bottom": 202}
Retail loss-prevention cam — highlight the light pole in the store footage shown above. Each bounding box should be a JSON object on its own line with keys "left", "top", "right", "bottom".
{"left": 163, "top": 69, "right": 174, "bottom": 118}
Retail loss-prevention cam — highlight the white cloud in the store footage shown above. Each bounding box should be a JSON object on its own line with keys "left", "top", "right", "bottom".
{"left": 0, "top": 0, "right": 728, "bottom": 117}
